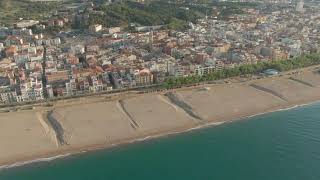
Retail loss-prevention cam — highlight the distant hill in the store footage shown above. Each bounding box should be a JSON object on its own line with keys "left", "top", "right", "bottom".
{"left": 28, "top": 0, "right": 67, "bottom": 1}
{"left": 0, "top": 0, "right": 257, "bottom": 29}
{"left": 0, "top": 0, "right": 65, "bottom": 25}
{"left": 86, "top": 1, "right": 256, "bottom": 30}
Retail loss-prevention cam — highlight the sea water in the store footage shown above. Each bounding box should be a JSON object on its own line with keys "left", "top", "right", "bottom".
{"left": 1, "top": 103, "right": 320, "bottom": 180}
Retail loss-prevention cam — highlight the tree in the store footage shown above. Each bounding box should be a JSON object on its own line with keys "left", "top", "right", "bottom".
{"left": 163, "top": 53, "right": 320, "bottom": 89}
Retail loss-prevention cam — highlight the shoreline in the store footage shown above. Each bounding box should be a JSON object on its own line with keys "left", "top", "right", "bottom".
{"left": 1, "top": 67, "right": 320, "bottom": 169}
{"left": 0, "top": 98, "right": 318, "bottom": 170}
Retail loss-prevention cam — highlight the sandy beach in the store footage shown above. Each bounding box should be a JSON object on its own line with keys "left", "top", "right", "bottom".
{"left": 1, "top": 67, "right": 320, "bottom": 167}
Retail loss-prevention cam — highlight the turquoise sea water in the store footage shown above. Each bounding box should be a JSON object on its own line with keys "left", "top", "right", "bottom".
{"left": 1, "top": 103, "right": 320, "bottom": 180}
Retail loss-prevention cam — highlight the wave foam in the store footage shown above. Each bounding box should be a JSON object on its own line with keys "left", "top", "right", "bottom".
{"left": 0, "top": 153, "right": 71, "bottom": 170}
{"left": 246, "top": 103, "right": 311, "bottom": 120}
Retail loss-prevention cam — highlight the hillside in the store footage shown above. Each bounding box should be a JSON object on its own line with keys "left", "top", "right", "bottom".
{"left": 88, "top": 1, "right": 206, "bottom": 30}
{"left": 0, "top": 0, "right": 257, "bottom": 30}
{"left": 0, "top": 0, "right": 70, "bottom": 25}
{"left": 87, "top": 1, "right": 256, "bottom": 30}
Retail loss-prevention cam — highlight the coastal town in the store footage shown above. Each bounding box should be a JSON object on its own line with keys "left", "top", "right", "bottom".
{"left": 3, "top": 0, "right": 320, "bottom": 173}
{"left": 0, "top": 0, "right": 319, "bottom": 104}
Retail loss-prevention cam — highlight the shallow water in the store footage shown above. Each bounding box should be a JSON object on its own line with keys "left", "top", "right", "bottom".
{"left": 1, "top": 103, "right": 320, "bottom": 180}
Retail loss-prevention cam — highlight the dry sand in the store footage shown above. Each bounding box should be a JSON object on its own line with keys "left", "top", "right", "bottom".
{"left": 2, "top": 69, "right": 320, "bottom": 166}
{"left": 177, "top": 83, "right": 286, "bottom": 122}
{"left": 0, "top": 111, "right": 56, "bottom": 165}
{"left": 52, "top": 101, "right": 137, "bottom": 146}
{"left": 252, "top": 76, "right": 320, "bottom": 103}
{"left": 290, "top": 71, "right": 320, "bottom": 87}
{"left": 119, "top": 94, "right": 197, "bottom": 133}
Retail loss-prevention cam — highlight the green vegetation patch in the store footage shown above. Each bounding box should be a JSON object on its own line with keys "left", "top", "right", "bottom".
{"left": 0, "top": 0, "right": 67, "bottom": 25}
{"left": 163, "top": 53, "right": 320, "bottom": 88}
{"left": 89, "top": 1, "right": 206, "bottom": 30}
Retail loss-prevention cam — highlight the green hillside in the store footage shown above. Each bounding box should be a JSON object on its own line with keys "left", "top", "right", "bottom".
{"left": 88, "top": 1, "right": 206, "bottom": 30}
{"left": 0, "top": 0, "right": 65, "bottom": 25}
{"left": 0, "top": 0, "right": 257, "bottom": 30}
{"left": 88, "top": 1, "right": 256, "bottom": 30}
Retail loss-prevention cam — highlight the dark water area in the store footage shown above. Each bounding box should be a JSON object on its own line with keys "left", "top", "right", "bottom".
{"left": 1, "top": 103, "right": 320, "bottom": 180}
